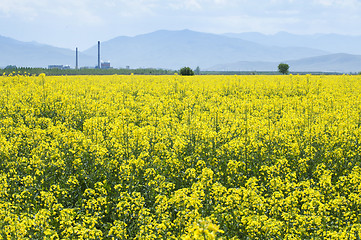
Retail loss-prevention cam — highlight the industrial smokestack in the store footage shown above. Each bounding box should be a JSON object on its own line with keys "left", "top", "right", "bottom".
{"left": 98, "top": 41, "right": 101, "bottom": 69}
{"left": 76, "top": 47, "right": 79, "bottom": 70}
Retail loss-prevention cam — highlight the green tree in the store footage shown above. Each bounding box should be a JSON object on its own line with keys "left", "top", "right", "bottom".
{"left": 278, "top": 63, "right": 289, "bottom": 75}
{"left": 179, "top": 67, "right": 194, "bottom": 76}
{"left": 195, "top": 66, "right": 200, "bottom": 75}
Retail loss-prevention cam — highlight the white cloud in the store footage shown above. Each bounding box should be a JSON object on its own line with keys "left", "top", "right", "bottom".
{"left": 1, "top": 0, "right": 361, "bottom": 49}
{"left": 0, "top": 0, "right": 44, "bottom": 19}
{"left": 314, "top": 0, "right": 361, "bottom": 8}
{"left": 0, "top": 0, "right": 105, "bottom": 26}
{"left": 167, "top": 0, "right": 203, "bottom": 11}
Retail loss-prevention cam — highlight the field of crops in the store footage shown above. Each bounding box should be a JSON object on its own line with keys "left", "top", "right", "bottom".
{"left": 1, "top": 73, "right": 361, "bottom": 239}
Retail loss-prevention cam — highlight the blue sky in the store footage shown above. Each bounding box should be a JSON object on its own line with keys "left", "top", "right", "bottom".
{"left": 1, "top": 0, "right": 361, "bottom": 50}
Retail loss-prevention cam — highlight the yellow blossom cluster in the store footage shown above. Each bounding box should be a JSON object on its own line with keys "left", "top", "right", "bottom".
{"left": 0, "top": 73, "right": 361, "bottom": 239}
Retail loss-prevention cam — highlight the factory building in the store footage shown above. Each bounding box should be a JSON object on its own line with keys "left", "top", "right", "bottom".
{"left": 101, "top": 61, "right": 111, "bottom": 69}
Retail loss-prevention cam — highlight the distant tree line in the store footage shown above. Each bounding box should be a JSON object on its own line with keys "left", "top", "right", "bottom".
{"left": 0, "top": 66, "right": 176, "bottom": 76}
{"left": 0, "top": 66, "right": 349, "bottom": 76}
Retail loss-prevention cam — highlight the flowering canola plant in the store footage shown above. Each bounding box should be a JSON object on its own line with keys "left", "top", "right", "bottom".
{"left": 0, "top": 73, "right": 361, "bottom": 239}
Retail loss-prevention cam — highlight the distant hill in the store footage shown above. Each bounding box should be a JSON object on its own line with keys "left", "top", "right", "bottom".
{"left": 287, "top": 53, "right": 361, "bottom": 72}
{"left": 207, "top": 53, "right": 361, "bottom": 73}
{"left": 83, "top": 29, "right": 328, "bottom": 69}
{"left": 224, "top": 32, "right": 361, "bottom": 55}
{"left": 1, "top": 30, "right": 361, "bottom": 72}
{"left": 0, "top": 35, "right": 93, "bottom": 68}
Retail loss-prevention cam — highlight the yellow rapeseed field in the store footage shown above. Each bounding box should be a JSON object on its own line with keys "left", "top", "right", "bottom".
{"left": 1, "top": 73, "right": 361, "bottom": 239}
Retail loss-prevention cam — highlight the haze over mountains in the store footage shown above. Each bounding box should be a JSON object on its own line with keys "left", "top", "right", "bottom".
{"left": 210, "top": 53, "right": 361, "bottom": 73}
{"left": 1, "top": 30, "right": 361, "bottom": 73}
{"left": 0, "top": 35, "right": 93, "bottom": 68}
{"left": 224, "top": 32, "right": 361, "bottom": 55}
{"left": 83, "top": 30, "right": 329, "bottom": 70}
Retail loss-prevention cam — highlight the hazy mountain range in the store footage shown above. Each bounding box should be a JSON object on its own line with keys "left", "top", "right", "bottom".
{"left": 1, "top": 30, "right": 361, "bottom": 72}
{"left": 209, "top": 53, "right": 361, "bottom": 73}
{"left": 224, "top": 32, "right": 361, "bottom": 55}
{"left": 0, "top": 35, "right": 93, "bottom": 68}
